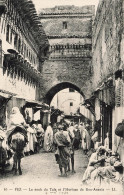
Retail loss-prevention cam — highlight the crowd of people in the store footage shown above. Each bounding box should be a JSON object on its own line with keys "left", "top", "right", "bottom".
{"left": 0, "top": 107, "right": 45, "bottom": 172}
{"left": 82, "top": 146, "right": 123, "bottom": 187}
{"left": 0, "top": 106, "right": 123, "bottom": 188}
{"left": 43, "top": 121, "right": 123, "bottom": 188}
{"left": 50, "top": 121, "right": 93, "bottom": 177}
{"left": 0, "top": 106, "right": 92, "bottom": 175}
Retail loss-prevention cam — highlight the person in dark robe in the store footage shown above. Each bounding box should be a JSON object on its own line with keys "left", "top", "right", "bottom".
{"left": 54, "top": 124, "right": 71, "bottom": 177}
{"left": 73, "top": 124, "right": 81, "bottom": 150}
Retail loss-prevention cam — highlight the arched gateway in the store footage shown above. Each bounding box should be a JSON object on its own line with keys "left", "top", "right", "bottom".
{"left": 44, "top": 82, "right": 84, "bottom": 105}
{"left": 39, "top": 5, "right": 95, "bottom": 104}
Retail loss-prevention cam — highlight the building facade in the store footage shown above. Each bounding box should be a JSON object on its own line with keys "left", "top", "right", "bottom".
{"left": 91, "top": 0, "right": 124, "bottom": 162}
{"left": 0, "top": 0, "right": 49, "bottom": 126}
{"left": 51, "top": 88, "right": 83, "bottom": 115}
{"left": 51, "top": 88, "right": 94, "bottom": 125}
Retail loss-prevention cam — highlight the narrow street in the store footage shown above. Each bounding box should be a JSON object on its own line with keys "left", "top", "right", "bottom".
{"left": 0, "top": 1, "right": 123, "bottom": 195}
{"left": 0, "top": 149, "right": 88, "bottom": 194}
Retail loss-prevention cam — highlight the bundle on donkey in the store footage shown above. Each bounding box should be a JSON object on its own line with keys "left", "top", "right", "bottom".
{"left": 8, "top": 125, "right": 28, "bottom": 175}
{"left": 6, "top": 107, "right": 28, "bottom": 175}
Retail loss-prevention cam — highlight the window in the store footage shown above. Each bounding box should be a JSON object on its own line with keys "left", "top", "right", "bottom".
{"left": 69, "top": 88, "right": 75, "bottom": 92}
{"left": 34, "top": 57, "right": 35, "bottom": 64}
{"left": 63, "top": 21, "right": 67, "bottom": 29}
{"left": 21, "top": 43, "right": 24, "bottom": 55}
{"left": 24, "top": 44, "right": 26, "bottom": 58}
{"left": 10, "top": 29, "right": 13, "bottom": 44}
{"left": 27, "top": 48, "right": 28, "bottom": 57}
{"left": 14, "top": 33, "right": 18, "bottom": 49}
{"left": 1, "top": 19, "right": 4, "bottom": 33}
{"left": 6, "top": 25, "right": 10, "bottom": 42}
{"left": 115, "top": 70, "right": 122, "bottom": 80}
{"left": 31, "top": 54, "right": 32, "bottom": 62}
{"left": 18, "top": 38, "right": 21, "bottom": 52}
{"left": 70, "top": 102, "right": 73, "bottom": 107}
{"left": 29, "top": 50, "right": 31, "bottom": 60}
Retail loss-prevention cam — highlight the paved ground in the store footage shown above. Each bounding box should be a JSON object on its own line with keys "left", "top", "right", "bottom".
{"left": 0, "top": 149, "right": 89, "bottom": 195}
{"left": 0, "top": 149, "right": 122, "bottom": 195}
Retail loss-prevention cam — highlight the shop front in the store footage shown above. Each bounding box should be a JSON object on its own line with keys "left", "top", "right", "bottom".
{"left": 0, "top": 90, "right": 14, "bottom": 127}
{"left": 22, "top": 99, "right": 50, "bottom": 128}
{"left": 94, "top": 78, "right": 115, "bottom": 149}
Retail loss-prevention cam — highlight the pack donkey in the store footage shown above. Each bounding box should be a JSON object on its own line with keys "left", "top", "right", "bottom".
{"left": 8, "top": 125, "right": 28, "bottom": 175}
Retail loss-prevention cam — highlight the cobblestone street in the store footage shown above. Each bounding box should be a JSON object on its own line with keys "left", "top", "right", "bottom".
{"left": 0, "top": 149, "right": 89, "bottom": 194}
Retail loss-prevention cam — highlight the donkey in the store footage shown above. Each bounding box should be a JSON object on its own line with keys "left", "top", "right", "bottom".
{"left": 11, "top": 138, "right": 26, "bottom": 175}
{"left": 8, "top": 125, "right": 28, "bottom": 175}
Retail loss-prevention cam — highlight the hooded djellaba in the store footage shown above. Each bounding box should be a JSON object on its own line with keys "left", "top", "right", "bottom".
{"left": 7, "top": 107, "right": 26, "bottom": 136}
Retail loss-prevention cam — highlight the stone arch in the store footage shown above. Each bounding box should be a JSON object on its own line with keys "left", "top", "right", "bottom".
{"left": 44, "top": 82, "right": 84, "bottom": 105}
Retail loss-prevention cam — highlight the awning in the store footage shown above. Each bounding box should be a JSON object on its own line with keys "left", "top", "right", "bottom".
{"left": 25, "top": 99, "right": 43, "bottom": 107}
{"left": 24, "top": 99, "right": 49, "bottom": 110}
{"left": 81, "top": 96, "right": 95, "bottom": 116}
{"left": 93, "top": 77, "right": 115, "bottom": 107}
{"left": 80, "top": 113, "right": 91, "bottom": 121}
{"left": 0, "top": 91, "right": 14, "bottom": 99}
{"left": 64, "top": 114, "right": 81, "bottom": 118}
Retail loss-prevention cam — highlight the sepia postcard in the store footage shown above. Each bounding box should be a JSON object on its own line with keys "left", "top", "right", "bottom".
{"left": 0, "top": 0, "right": 123, "bottom": 195}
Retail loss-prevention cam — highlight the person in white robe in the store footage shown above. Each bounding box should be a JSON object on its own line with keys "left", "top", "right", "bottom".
{"left": 44, "top": 123, "right": 53, "bottom": 152}
{"left": 7, "top": 107, "right": 26, "bottom": 136}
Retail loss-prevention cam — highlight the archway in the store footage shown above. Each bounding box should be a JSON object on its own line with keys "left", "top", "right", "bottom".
{"left": 44, "top": 82, "right": 84, "bottom": 105}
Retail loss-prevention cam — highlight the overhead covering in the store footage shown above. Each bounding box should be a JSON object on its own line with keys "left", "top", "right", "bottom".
{"left": 11, "top": 0, "right": 49, "bottom": 49}
{"left": 0, "top": 90, "right": 15, "bottom": 99}
{"left": 24, "top": 99, "right": 49, "bottom": 110}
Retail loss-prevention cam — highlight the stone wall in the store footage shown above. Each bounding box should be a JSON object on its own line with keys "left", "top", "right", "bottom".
{"left": 41, "top": 58, "right": 92, "bottom": 103}
{"left": 39, "top": 5, "right": 95, "bottom": 102}
{"left": 41, "top": 18, "right": 92, "bottom": 38}
{"left": 92, "top": 0, "right": 124, "bottom": 91}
